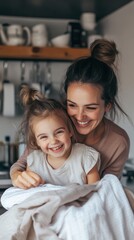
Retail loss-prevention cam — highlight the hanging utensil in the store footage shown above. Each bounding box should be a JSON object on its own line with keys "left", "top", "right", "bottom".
{"left": 3, "top": 61, "right": 15, "bottom": 116}
{"left": 16, "top": 61, "right": 28, "bottom": 115}
{"left": 45, "top": 63, "right": 52, "bottom": 98}
{"left": 31, "top": 62, "right": 42, "bottom": 92}
{"left": 0, "top": 70, "right": 3, "bottom": 113}
{"left": 20, "top": 61, "right": 28, "bottom": 88}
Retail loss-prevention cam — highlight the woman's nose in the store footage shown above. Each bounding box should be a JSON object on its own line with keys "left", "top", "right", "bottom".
{"left": 76, "top": 108, "right": 85, "bottom": 120}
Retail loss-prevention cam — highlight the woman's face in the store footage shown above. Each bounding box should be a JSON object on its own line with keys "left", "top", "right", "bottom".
{"left": 67, "top": 82, "right": 109, "bottom": 135}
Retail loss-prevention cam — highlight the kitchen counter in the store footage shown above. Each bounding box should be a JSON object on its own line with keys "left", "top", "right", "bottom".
{"left": 121, "top": 162, "right": 134, "bottom": 193}
{"left": 121, "top": 176, "right": 134, "bottom": 193}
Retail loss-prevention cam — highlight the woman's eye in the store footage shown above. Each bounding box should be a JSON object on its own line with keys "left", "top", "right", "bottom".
{"left": 86, "top": 106, "right": 97, "bottom": 110}
{"left": 67, "top": 104, "right": 76, "bottom": 108}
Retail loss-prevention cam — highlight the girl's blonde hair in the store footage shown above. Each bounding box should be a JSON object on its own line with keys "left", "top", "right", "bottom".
{"left": 19, "top": 85, "right": 76, "bottom": 149}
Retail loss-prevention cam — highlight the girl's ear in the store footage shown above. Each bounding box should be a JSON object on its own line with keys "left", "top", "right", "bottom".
{"left": 105, "top": 103, "right": 112, "bottom": 113}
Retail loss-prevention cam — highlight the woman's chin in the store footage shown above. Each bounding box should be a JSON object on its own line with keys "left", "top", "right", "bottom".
{"left": 75, "top": 126, "right": 90, "bottom": 135}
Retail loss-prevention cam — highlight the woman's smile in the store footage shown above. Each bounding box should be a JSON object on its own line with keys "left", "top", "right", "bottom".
{"left": 76, "top": 119, "right": 91, "bottom": 128}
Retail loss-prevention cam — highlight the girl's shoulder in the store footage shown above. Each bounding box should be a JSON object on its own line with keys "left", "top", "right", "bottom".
{"left": 72, "top": 143, "right": 100, "bottom": 172}
{"left": 27, "top": 150, "right": 46, "bottom": 165}
{"left": 28, "top": 149, "right": 44, "bottom": 157}
{"left": 73, "top": 143, "right": 100, "bottom": 158}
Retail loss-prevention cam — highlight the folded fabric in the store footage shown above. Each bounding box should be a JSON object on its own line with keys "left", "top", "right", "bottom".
{"left": 1, "top": 184, "right": 65, "bottom": 210}
{"left": 0, "top": 175, "right": 134, "bottom": 240}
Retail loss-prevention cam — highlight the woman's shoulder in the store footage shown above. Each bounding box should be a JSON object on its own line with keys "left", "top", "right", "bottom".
{"left": 104, "top": 118, "right": 130, "bottom": 146}
{"left": 105, "top": 118, "right": 129, "bottom": 138}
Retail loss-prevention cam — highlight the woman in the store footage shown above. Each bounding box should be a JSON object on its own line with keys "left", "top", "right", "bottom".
{"left": 10, "top": 39, "right": 130, "bottom": 189}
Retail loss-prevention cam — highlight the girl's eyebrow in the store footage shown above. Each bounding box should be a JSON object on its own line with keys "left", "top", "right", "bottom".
{"left": 37, "top": 133, "right": 47, "bottom": 138}
{"left": 37, "top": 127, "right": 65, "bottom": 138}
{"left": 55, "top": 127, "right": 65, "bottom": 131}
{"left": 67, "top": 99, "right": 99, "bottom": 106}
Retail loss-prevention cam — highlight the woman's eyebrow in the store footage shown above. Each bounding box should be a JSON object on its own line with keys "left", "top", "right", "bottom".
{"left": 67, "top": 100, "right": 75, "bottom": 103}
{"left": 67, "top": 99, "right": 99, "bottom": 106}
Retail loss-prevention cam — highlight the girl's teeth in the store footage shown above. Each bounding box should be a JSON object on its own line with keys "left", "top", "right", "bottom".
{"left": 52, "top": 145, "right": 62, "bottom": 150}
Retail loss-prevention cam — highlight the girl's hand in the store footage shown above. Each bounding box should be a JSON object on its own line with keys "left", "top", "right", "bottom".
{"left": 11, "top": 170, "right": 45, "bottom": 189}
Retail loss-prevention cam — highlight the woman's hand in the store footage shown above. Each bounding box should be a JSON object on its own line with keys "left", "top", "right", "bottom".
{"left": 11, "top": 170, "right": 45, "bottom": 189}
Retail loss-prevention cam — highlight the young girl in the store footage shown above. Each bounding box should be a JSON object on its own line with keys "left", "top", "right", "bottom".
{"left": 17, "top": 85, "right": 100, "bottom": 188}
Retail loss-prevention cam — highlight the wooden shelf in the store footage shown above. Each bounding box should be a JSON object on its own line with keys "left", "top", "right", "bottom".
{"left": 0, "top": 45, "right": 90, "bottom": 61}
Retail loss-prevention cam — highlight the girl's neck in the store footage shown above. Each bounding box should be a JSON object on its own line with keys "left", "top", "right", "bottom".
{"left": 77, "top": 119, "right": 105, "bottom": 146}
{"left": 47, "top": 156, "right": 66, "bottom": 169}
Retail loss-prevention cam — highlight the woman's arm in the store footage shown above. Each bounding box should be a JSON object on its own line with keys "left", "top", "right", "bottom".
{"left": 10, "top": 147, "right": 44, "bottom": 189}
{"left": 87, "top": 164, "right": 100, "bottom": 184}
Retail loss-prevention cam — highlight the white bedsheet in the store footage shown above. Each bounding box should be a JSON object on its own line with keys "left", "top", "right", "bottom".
{"left": 0, "top": 174, "right": 134, "bottom": 240}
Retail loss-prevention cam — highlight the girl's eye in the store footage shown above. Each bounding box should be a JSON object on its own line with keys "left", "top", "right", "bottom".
{"left": 56, "top": 130, "right": 64, "bottom": 135}
{"left": 40, "top": 136, "right": 48, "bottom": 140}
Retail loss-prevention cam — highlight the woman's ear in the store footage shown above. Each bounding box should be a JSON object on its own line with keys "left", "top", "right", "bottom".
{"left": 105, "top": 103, "right": 112, "bottom": 113}
{"left": 69, "top": 131, "right": 73, "bottom": 138}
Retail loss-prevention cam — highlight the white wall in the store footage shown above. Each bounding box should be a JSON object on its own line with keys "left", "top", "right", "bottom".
{"left": 97, "top": 1, "right": 134, "bottom": 159}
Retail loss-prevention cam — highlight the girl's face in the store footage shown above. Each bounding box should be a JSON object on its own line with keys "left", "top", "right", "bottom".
{"left": 67, "top": 82, "right": 110, "bottom": 136}
{"left": 33, "top": 114, "right": 72, "bottom": 161}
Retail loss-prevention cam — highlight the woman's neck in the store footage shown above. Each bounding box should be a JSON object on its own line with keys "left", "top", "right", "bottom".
{"left": 77, "top": 119, "right": 105, "bottom": 146}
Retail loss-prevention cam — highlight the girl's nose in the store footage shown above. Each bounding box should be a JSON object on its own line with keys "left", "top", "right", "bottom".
{"left": 50, "top": 136, "right": 57, "bottom": 145}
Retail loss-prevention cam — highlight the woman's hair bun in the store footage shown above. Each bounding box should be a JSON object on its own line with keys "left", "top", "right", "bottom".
{"left": 90, "top": 39, "right": 119, "bottom": 66}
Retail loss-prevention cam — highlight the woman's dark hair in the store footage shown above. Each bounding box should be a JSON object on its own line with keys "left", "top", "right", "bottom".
{"left": 64, "top": 39, "right": 127, "bottom": 120}
{"left": 19, "top": 85, "right": 76, "bottom": 149}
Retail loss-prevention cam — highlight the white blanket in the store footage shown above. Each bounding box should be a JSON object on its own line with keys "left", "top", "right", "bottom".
{"left": 0, "top": 174, "right": 134, "bottom": 240}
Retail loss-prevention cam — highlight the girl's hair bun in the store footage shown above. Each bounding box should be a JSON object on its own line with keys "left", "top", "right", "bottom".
{"left": 90, "top": 39, "right": 119, "bottom": 66}
{"left": 20, "top": 85, "right": 44, "bottom": 107}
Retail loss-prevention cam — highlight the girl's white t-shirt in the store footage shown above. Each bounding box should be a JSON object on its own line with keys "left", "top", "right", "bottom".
{"left": 27, "top": 143, "right": 100, "bottom": 185}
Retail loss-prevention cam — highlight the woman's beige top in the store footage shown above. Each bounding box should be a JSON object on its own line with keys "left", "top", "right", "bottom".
{"left": 10, "top": 118, "right": 130, "bottom": 179}
{"left": 90, "top": 118, "right": 130, "bottom": 178}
